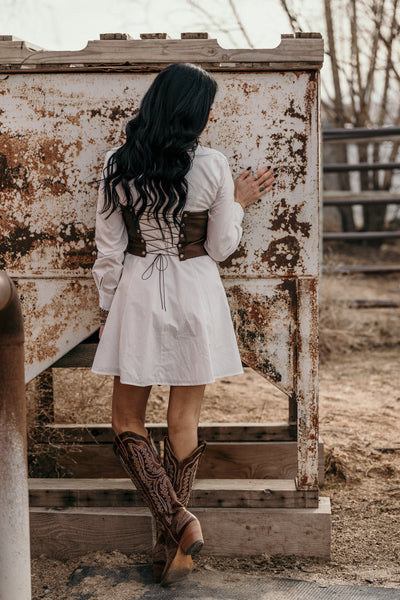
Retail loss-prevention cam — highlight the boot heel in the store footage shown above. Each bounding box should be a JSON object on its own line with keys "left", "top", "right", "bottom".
{"left": 179, "top": 519, "right": 204, "bottom": 555}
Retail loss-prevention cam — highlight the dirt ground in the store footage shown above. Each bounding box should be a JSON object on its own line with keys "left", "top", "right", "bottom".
{"left": 29, "top": 245, "right": 400, "bottom": 596}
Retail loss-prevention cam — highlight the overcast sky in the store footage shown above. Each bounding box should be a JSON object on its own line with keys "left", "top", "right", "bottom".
{"left": 2, "top": 0, "right": 320, "bottom": 50}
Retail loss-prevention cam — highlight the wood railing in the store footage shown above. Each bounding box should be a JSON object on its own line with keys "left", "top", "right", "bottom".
{"left": 322, "top": 126, "right": 400, "bottom": 272}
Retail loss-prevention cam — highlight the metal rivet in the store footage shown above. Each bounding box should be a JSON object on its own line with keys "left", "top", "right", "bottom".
{"left": 180, "top": 253, "right": 184, "bottom": 259}
{"left": 178, "top": 243, "right": 182, "bottom": 248}
{"left": 141, "top": 251, "right": 146, "bottom": 256}
{"left": 137, "top": 229, "right": 140, "bottom": 233}
{"left": 180, "top": 233, "right": 184, "bottom": 238}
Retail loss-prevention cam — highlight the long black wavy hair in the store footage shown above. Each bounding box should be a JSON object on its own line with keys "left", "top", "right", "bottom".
{"left": 101, "top": 62, "right": 217, "bottom": 236}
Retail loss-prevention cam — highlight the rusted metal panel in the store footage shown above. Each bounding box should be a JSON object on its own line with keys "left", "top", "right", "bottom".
{"left": 15, "top": 279, "right": 98, "bottom": 381}
{"left": 203, "top": 71, "right": 319, "bottom": 279}
{"left": 296, "top": 277, "right": 319, "bottom": 490}
{"left": 0, "top": 39, "right": 321, "bottom": 491}
{"left": 224, "top": 278, "right": 297, "bottom": 396}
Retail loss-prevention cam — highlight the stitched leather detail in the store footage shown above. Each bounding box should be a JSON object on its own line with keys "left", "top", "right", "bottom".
{"left": 164, "top": 435, "right": 207, "bottom": 505}
{"left": 152, "top": 435, "right": 207, "bottom": 581}
{"left": 113, "top": 431, "right": 197, "bottom": 546}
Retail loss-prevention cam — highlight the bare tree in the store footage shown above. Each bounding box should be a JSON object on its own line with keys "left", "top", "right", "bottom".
{"left": 187, "top": 0, "right": 254, "bottom": 48}
{"left": 281, "top": 0, "right": 400, "bottom": 234}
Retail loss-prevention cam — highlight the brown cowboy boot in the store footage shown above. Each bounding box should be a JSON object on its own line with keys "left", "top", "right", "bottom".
{"left": 152, "top": 435, "right": 207, "bottom": 583}
{"left": 113, "top": 430, "right": 204, "bottom": 581}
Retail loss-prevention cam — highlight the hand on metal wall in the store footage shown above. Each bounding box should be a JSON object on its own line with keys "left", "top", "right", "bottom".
{"left": 234, "top": 165, "right": 277, "bottom": 210}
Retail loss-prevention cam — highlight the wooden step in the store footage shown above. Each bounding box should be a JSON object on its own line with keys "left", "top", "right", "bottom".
{"left": 29, "top": 478, "right": 318, "bottom": 509}
{"left": 33, "top": 422, "right": 298, "bottom": 443}
{"left": 29, "top": 497, "right": 331, "bottom": 559}
{"left": 29, "top": 440, "right": 325, "bottom": 484}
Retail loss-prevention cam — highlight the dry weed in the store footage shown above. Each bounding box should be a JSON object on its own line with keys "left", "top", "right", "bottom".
{"left": 324, "top": 447, "right": 360, "bottom": 484}
{"left": 319, "top": 272, "right": 400, "bottom": 362}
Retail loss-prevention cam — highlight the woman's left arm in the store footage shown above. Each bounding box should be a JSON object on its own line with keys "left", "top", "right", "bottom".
{"left": 92, "top": 152, "right": 128, "bottom": 321}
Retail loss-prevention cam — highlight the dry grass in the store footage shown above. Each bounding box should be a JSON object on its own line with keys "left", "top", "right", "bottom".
{"left": 319, "top": 271, "right": 400, "bottom": 362}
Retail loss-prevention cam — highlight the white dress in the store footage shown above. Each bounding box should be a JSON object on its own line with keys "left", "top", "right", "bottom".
{"left": 91, "top": 144, "right": 245, "bottom": 386}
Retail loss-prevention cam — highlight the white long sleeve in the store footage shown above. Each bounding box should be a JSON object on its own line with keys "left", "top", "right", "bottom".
{"left": 92, "top": 152, "right": 128, "bottom": 311}
{"left": 204, "top": 155, "right": 244, "bottom": 262}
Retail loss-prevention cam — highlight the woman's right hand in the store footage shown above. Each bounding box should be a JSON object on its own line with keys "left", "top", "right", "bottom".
{"left": 234, "top": 165, "right": 277, "bottom": 210}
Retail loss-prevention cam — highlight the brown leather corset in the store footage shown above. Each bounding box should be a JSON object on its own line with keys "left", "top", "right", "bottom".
{"left": 120, "top": 207, "right": 209, "bottom": 311}
{"left": 121, "top": 206, "right": 209, "bottom": 260}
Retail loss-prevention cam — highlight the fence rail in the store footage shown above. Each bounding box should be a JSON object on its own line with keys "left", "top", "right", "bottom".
{"left": 323, "top": 162, "right": 400, "bottom": 172}
{"left": 323, "top": 126, "right": 400, "bottom": 142}
{"left": 322, "top": 126, "right": 400, "bottom": 268}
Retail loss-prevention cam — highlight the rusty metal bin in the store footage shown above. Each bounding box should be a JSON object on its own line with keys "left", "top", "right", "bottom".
{"left": 0, "top": 32, "right": 323, "bottom": 494}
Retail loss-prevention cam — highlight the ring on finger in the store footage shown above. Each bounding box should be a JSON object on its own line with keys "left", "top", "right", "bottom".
{"left": 259, "top": 185, "right": 265, "bottom": 192}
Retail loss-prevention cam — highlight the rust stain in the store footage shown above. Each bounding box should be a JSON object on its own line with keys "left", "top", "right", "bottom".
{"left": 270, "top": 198, "right": 311, "bottom": 238}
{"left": 226, "top": 283, "right": 297, "bottom": 386}
{"left": 0, "top": 219, "right": 95, "bottom": 271}
{"left": 269, "top": 130, "right": 307, "bottom": 191}
{"left": 108, "top": 105, "right": 139, "bottom": 122}
{"left": 259, "top": 235, "right": 302, "bottom": 272}
{"left": 304, "top": 71, "right": 317, "bottom": 117}
{"left": 307, "top": 278, "right": 319, "bottom": 372}
{"left": 0, "top": 151, "right": 30, "bottom": 192}
{"left": 283, "top": 98, "right": 307, "bottom": 122}
{"left": 18, "top": 279, "right": 96, "bottom": 366}
{"left": 219, "top": 244, "right": 248, "bottom": 269}
{"left": 241, "top": 81, "right": 260, "bottom": 96}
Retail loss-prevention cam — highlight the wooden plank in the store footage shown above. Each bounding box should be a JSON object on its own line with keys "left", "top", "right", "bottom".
{"left": 181, "top": 33, "right": 209, "bottom": 39}
{"left": 198, "top": 442, "right": 324, "bottom": 485}
{"left": 198, "top": 497, "right": 331, "bottom": 558}
{"left": 33, "top": 441, "right": 325, "bottom": 485}
{"left": 30, "top": 497, "right": 331, "bottom": 559}
{"left": 0, "top": 62, "right": 325, "bottom": 74}
{"left": 30, "top": 506, "right": 152, "bottom": 559}
{"left": 323, "top": 190, "right": 400, "bottom": 204}
{"left": 51, "top": 343, "right": 97, "bottom": 368}
{"left": 0, "top": 36, "right": 324, "bottom": 68}
{"left": 140, "top": 33, "right": 169, "bottom": 39}
{"left": 100, "top": 33, "right": 132, "bottom": 40}
{"left": 34, "top": 422, "right": 297, "bottom": 443}
{"left": 29, "top": 478, "right": 318, "bottom": 509}
{"left": 323, "top": 264, "right": 400, "bottom": 274}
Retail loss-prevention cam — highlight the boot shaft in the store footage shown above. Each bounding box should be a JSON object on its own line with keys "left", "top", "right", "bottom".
{"left": 113, "top": 430, "right": 195, "bottom": 544}
{"left": 163, "top": 435, "right": 207, "bottom": 506}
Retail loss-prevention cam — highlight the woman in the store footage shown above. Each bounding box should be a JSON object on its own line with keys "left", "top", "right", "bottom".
{"left": 91, "top": 62, "right": 277, "bottom": 586}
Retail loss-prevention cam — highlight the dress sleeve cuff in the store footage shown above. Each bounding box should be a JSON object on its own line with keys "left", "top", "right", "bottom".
{"left": 98, "top": 291, "right": 115, "bottom": 312}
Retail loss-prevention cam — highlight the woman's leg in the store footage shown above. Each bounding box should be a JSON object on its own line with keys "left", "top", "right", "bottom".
{"left": 112, "top": 378, "right": 204, "bottom": 586}
{"left": 167, "top": 385, "right": 206, "bottom": 461}
{"left": 112, "top": 376, "right": 152, "bottom": 438}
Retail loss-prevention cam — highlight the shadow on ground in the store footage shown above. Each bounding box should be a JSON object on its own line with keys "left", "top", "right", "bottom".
{"left": 66, "top": 563, "right": 399, "bottom": 600}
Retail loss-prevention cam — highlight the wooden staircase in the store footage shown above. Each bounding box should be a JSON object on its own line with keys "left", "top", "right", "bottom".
{"left": 28, "top": 421, "right": 331, "bottom": 559}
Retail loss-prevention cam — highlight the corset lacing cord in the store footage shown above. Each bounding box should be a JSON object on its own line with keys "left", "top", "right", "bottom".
{"left": 139, "top": 220, "right": 180, "bottom": 311}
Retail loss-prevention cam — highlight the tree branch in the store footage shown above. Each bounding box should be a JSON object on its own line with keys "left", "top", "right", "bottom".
{"left": 361, "top": 0, "right": 386, "bottom": 120}
{"left": 227, "top": 0, "right": 254, "bottom": 48}
{"left": 186, "top": 0, "right": 238, "bottom": 47}
{"left": 279, "top": 0, "right": 304, "bottom": 32}
{"left": 324, "top": 0, "right": 345, "bottom": 126}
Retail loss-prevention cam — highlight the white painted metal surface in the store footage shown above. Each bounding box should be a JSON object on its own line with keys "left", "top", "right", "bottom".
{"left": 0, "top": 35, "right": 323, "bottom": 488}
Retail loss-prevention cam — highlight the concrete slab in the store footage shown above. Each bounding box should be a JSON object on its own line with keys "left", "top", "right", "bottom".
{"left": 65, "top": 562, "right": 400, "bottom": 600}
